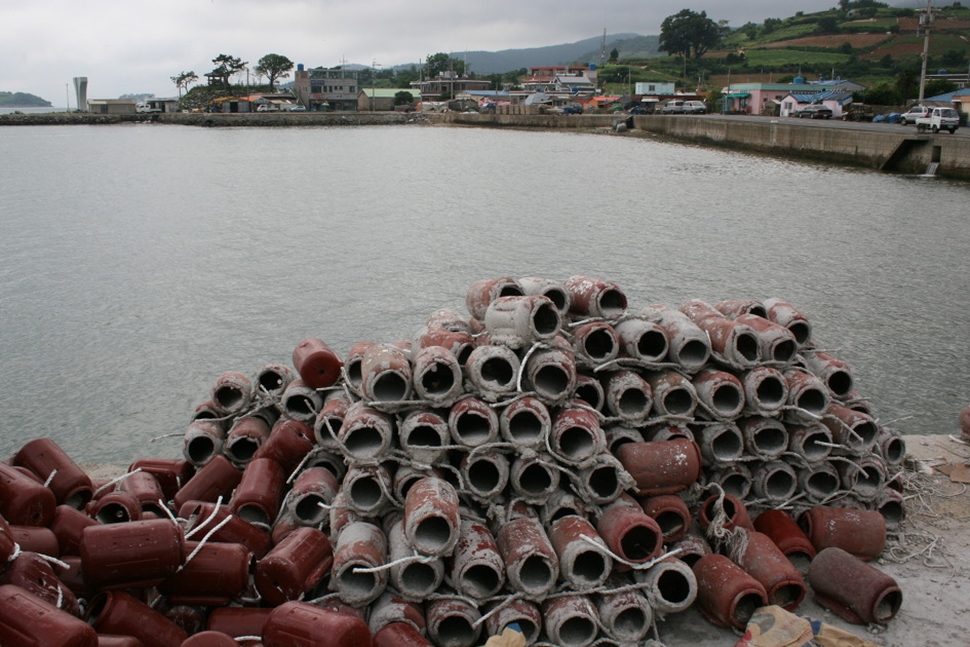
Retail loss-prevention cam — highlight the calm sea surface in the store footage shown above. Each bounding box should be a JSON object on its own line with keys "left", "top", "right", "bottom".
{"left": 1, "top": 123, "right": 968, "bottom": 463}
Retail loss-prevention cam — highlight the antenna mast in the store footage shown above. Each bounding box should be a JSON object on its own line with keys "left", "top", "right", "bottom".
{"left": 600, "top": 28, "right": 607, "bottom": 66}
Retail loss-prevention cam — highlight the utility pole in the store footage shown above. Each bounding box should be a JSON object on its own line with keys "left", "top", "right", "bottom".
{"left": 918, "top": 0, "right": 934, "bottom": 103}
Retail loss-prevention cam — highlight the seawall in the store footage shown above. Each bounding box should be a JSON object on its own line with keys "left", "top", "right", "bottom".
{"left": 4, "top": 110, "right": 969, "bottom": 180}
{"left": 435, "top": 112, "right": 970, "bottom": 180}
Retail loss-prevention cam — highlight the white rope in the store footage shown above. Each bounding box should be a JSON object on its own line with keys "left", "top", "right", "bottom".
{"left": 93, "top": 467, "right": 143, "bottom": 497}
{"left": 43, "top": 469, "right": 58, "bottom": 488}
{"left": 178, "top": 514, "right": 233, "bottom": 572}
{"left": 183, "top": 496, "right": 224, "bottom": 540}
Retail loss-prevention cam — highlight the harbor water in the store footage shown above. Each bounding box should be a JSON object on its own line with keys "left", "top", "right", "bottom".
{"left": 1, "top": 122, "right": 968, "bottom": 463}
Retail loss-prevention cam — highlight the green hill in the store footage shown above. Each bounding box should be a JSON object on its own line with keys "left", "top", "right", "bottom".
{"left": 0, "top": 91, "right": 52, "bottom": 107}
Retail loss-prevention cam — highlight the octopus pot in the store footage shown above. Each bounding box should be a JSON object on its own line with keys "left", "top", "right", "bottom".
{"left": 209, "top": 371, "right": 252, "bottom": 416}
{"left": 403, "top": 476, "right": 460, "bottom": 557}
{"left": 0, "top": 462, "right": 57, "bottom": 527}
{"left": 339, "top": 402, "right": 396, "bottom": 461}
{"left": 86, "top": 488, "right": 143, "bottom": 524}
{"left": 498, "top": 395, "right": 550, "bottom": 449}
{"left": 230, "top": 457, "right": 286, "bottom": 527}
{"left": 182, "top": 420, "right": 226, "bottom": 468}
{"left": 449, "top": 518, "right": 506, "bottom": 599}
{"left": 735, "top": 313, "right": 798, "bottom": 364}
{"left": 692, "top": 553, "right": 768, "bottom": 630}
{"left": 425, "top": 596, "right": 482, "bottom": 647}
{"left": 255, "top": 526, "right": 333, "bottom": 607}
{"left": 738, "top": 416, "right": 789, "bottom": 460}
{"left": 679, "top": 300, "right": 760, "bottom": 369}
{"left": 595, "top": 576, "right": 654, "bottom": 644}
{"left": 367, "top": 592, "right": 427, "bottom": 635}
{"left": 127, "top": 457, "right": 194, "bottom": 503}
{"left": 448, "top": 396, "right": 500, "bottom": 448}
{"left": 542, "top": 594, "right": 600, "bottom": 647}
{"left": 172, "top": 454, "right": 242, "bottom": 511}
{"left": 0, "top": 584, "right": 97, "bottom": 647}
{"left": 615, "top": 438, "right": 702, "bottom": 496}
{"left": 807, "top": 547, "right": 902, "bottom": 624}
{"left": 698, "top": 492, "right": 755, "bottom": 534}
{"left": 602, "top": 369, "right": 653, "bottom": 423}
{"left": 496, "top": 517, "right": 560, "bottom": 598}
{"left": 520, "top": 345, "right": 578, "bottom": 407}
{"left": 799, "top": 506, "right": 886, "bottom": 561}
{"left": 692, "top": 368, "right": 745, "bottom": 420}
{"left": 313, "top": 391, "right": 352, "bottom": 450}
{"left": 85, "top": 590, "right": 187, "bottom": 647}
{"left": 633, "top": 556, "right": 698, "bottom": 615}
{"left": 262, "top": 601, "right": 372, "bottom": 647}
{"left": 252, "top": 419, "right": 315, "bottom": 476}
{"left": 595, "top": 494, "right": 663, "bottom": 570}
{"left": 640, "top": 305, "right": 711, "bottom": 373}
{"left": 278, "top": 379, "right": 322, "bottom": 425}
{"left": 509, "top": 452, "right": 561, "bottom": 504}
{"left": 13, "top": 437, "right": 93, "bottom": 509}
{"left": 549, "top": 406, "right": 607, "bottom": 466}
{"left": 563, "top": 275, "right": 627, "bottom": 318}
{"left": 576, "top": 451, "right": 632, "bottom": 505}
{"left": 483, "top": 598, "right": 542, "bottom": 645}
{"left": 640, "top": 494, "right": 692, "bottom": 545}
{"left": 291, "top": 337, "right": 343, "bottom": 390}
{"left": 330, "top": 521, "right": 388, "bottom": 607}
{"left": 360, "top": 342, "right": 413, "bottom": 402}
{"left": 752, "top": 509, "right": 816, "bottom": 573}
{"left": 0, "top": 550, "right": 80, "bottom": 616}
{"left": 804, "top": 350, "right": 854, "bottom": 399}
{"left": 459, "top": 450, "right": 510, "bottom": 501}
{"left": 697, "top": 422, "right": 744, "bottom": 465}
{"left": 739, "top": 366, "right": 789, "bottom": 416}
{"left": 179, "top": 631, "right": 240, "bottom": 647}
{"left": 386, "top": 514, "right": 444, "bottom": 601}
{"left": 648, "top": 369, "right": 699, "bottom": 418}
{"left": 518, "top": 276, "right": 569, "bottom": 315}
{"left": 613, "top": 316, "right": 669, "bottom": 364}
{"left": 412, "top": 344, "right": 465, "bottom": 406}
{"left": 571, "top": 320, "right": 620, "bottom": 367}
{"left": 762, "top": 298, "right": 812, "bottom": 348}
{"left": 484, "top": 294, "right": 562, "bottom": 349}
{"left": 398, "top": 409, "right": 450, "bottom": 465}
{"left": 783, "top": 370, "right": 831, "bottom": 425}
{"left": 574, "top": 374, "right": 606, "bottom": 411}
{"left": 821, "top": 402, "right": 879, "bottom": 454}
{"left": 466, "top": 276, "right": 523, "bottom": 321}
{"left": 373, "top": 622, "right": 433, "bottom": 647}
{"left": 729, "top": 529, "right": 807, "bottom": 610}
{"left": 178, "top": 501, "right": 271, "bottom": 559}
{"left": 714, "top": 298, "right": 768, "bottom": 319}
{"left": 341, "top": 463, "right": 394, "bottom": 518}
{"left": 286, "top": 466, "right": 340, "bottom": 528}
{"left": 80, "top": 518, "right": 185, "bottom": 590}
{"left": 254, "top": 361, "right": 295, "bottom": 398}
{"left": 751, "top": 460, "right": 798, "bottom": 504}
{"left": 157, "top": 540, "right": 254, "bottom": 607}
{"left": 549, "top": 514, "right": 613, "bottom": 591}
{"left": 464, "top": 343, "right": 520, "bottom": 403}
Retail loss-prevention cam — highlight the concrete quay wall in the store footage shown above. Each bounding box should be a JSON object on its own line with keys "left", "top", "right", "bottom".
{"left": 436, "top": 112, "right": 970, "bottom": 180}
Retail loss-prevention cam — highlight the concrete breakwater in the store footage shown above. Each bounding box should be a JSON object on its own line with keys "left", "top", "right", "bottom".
{"left": 437, "top": 112, "right": 970, "bottom": 180}
{"left": 4, "top": 110, "right": 969, "bottom": 180}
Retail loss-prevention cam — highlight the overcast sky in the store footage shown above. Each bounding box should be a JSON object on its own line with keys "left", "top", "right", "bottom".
{"left": 2, "top": 1, "right": 921, "bottom": 105}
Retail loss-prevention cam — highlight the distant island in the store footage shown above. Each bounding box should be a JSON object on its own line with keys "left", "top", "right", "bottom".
{"left": 0, "top": 91, "right": 52, "bottom": 107}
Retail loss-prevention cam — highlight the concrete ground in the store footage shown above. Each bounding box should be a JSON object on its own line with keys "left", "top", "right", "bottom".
{"left": 656, "top": 434, "right": 970, "bottom": 647}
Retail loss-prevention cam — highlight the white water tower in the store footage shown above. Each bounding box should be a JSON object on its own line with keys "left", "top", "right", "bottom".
{"left": 73, "top": 77, "right": 88, "bottom": 112}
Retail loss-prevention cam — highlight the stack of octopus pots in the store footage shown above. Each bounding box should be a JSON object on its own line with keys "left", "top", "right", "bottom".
{"left": 0, "top": 275, "right": 907, "bottom": 647}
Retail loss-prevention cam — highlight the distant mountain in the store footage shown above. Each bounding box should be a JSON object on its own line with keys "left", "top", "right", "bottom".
{"left": 0, "top": 91, "right": 52, "bottom": 107}
{"left": 391, "top": 33, "right": 661, "bottom": 75}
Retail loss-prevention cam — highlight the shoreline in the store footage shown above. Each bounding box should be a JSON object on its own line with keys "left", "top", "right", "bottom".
{"left": 4, "top": 110, "right": 968, "bottom": 180}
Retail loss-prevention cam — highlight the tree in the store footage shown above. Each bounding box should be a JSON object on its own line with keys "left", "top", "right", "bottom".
{"left": 424, "top": 52, "right": 464, "bottom": 78}
{"left": 254, "top": 54, "right": 294, "bottom": 92}
{"left": 210, "top": 54, "right": 248, "bottom": 89}
{"left": 609, "top": 48, "right": 620, "bottom": 64}
{"left": 659, "top": 9, "right": 724, "bottom": 60}
{"left": 394, "top": 91, "right": 414, "bottom": 106}
{"left": 171, "top": 71, "right": 197, "bottom": 99}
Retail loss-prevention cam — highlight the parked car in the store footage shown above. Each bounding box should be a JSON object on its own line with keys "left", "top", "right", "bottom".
{"left": 795, "top": 104, "right": 833, "bottom": 119}
{"left": 841, "top": 105, "right": 874, "bottom": 122}
{"left": 661, "top": 100, "right": 685, "bottom": 114}
{"left": 256, "top": 104, "right": 278, "bottom": 112}
{"left": 562, "top": 103, "right": 584, "bottom": 115}
{"left": 898, "top": 105, "right": 931, "bottom": 125}
{"left": 915, "top": 107, "right": 960, "bottom": 134}
{"left": 683, "top": 100, "right": 707, "bottom": 114}
{"left": 288, "top": 105, "right": 307, "bottom": 112}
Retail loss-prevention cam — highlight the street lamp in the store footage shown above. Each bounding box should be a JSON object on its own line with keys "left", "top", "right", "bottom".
{"left": 371, "top": 60, "right": 380, "bottom": 111}
{"left": 918, "top": 0, "right": 934, "bottom": 104}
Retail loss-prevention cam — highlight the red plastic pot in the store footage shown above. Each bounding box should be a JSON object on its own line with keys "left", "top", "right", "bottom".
{"left": 262, "top": 601, "right": 372, "bottom": 647}
{"left": 0, "top": 462, "right": 57, "bottom": 526}
{"left": 615, "top": 438, "right": 702, "bottom": 496}
{"left": 0, "top": 550, "right": 80, "bottom": 616}
{"left": 0, "top": 584, "right": 97, "bottom": 647}
{"left": 178, "top": 500, "right": 272, "bottom": 559}
{"left": 692, "top": 553, "right": 768, "bottom": 630}
{"left": 292, "top": 338, "right": 343, "bottom": 390}
{"left": 7, "top": 524, "right": 59, "bottom": 557}
{"left": 255, "top": 526, "right": 333, "bottom": 606}
{"left": 85, "top": 590, "right": 187, "bottom": 647}
{"left": 230, "top": 457, "right": 286, "bottom": 527}
{"left": 807, "top": 546, "right": 902, "bottom": 624}
{"left": 128, "top": 458, "right": 194, "bottom": 502}
{"left": 252, "top": 419, "right": 315, "bottom": 476}
{"left": 172, "top": 455, "right": 242, "bottom": 511}
{"left": 753, "top": 509, "right": 816, "bottom": 572}
{"left": 596, "top": 495, "right": 663, "bottom": 570}
{"left": 206, "top": 607, "right": 273, "bottom": 639}
{"left": 180, "top": 631, "right": 240, "bottom": 647}
{"left": 13, "top": 437, "right": 93, "bottom": 509}
{"left": 799, "top": 506, "right": 886, "bottom": 561}
{"left": 80, "top": 518, "right": 185, "bottom": 590}
{"left": 373, "top": 622, "right": 433, "bottom": 647}
{"left": 730, "top": 529, "right": 806, "bottom": 611}
{"left": 157, "top": 540, "right": 253, "bottom": 606}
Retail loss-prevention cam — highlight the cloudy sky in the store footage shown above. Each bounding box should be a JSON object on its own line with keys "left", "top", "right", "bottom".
{"left": 2, "top": 1, "right": 918, "bottom": 104}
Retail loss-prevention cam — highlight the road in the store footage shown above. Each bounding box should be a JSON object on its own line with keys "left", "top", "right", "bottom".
{"left": 696, "top": 112, "right": 970, "bottom": 137}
